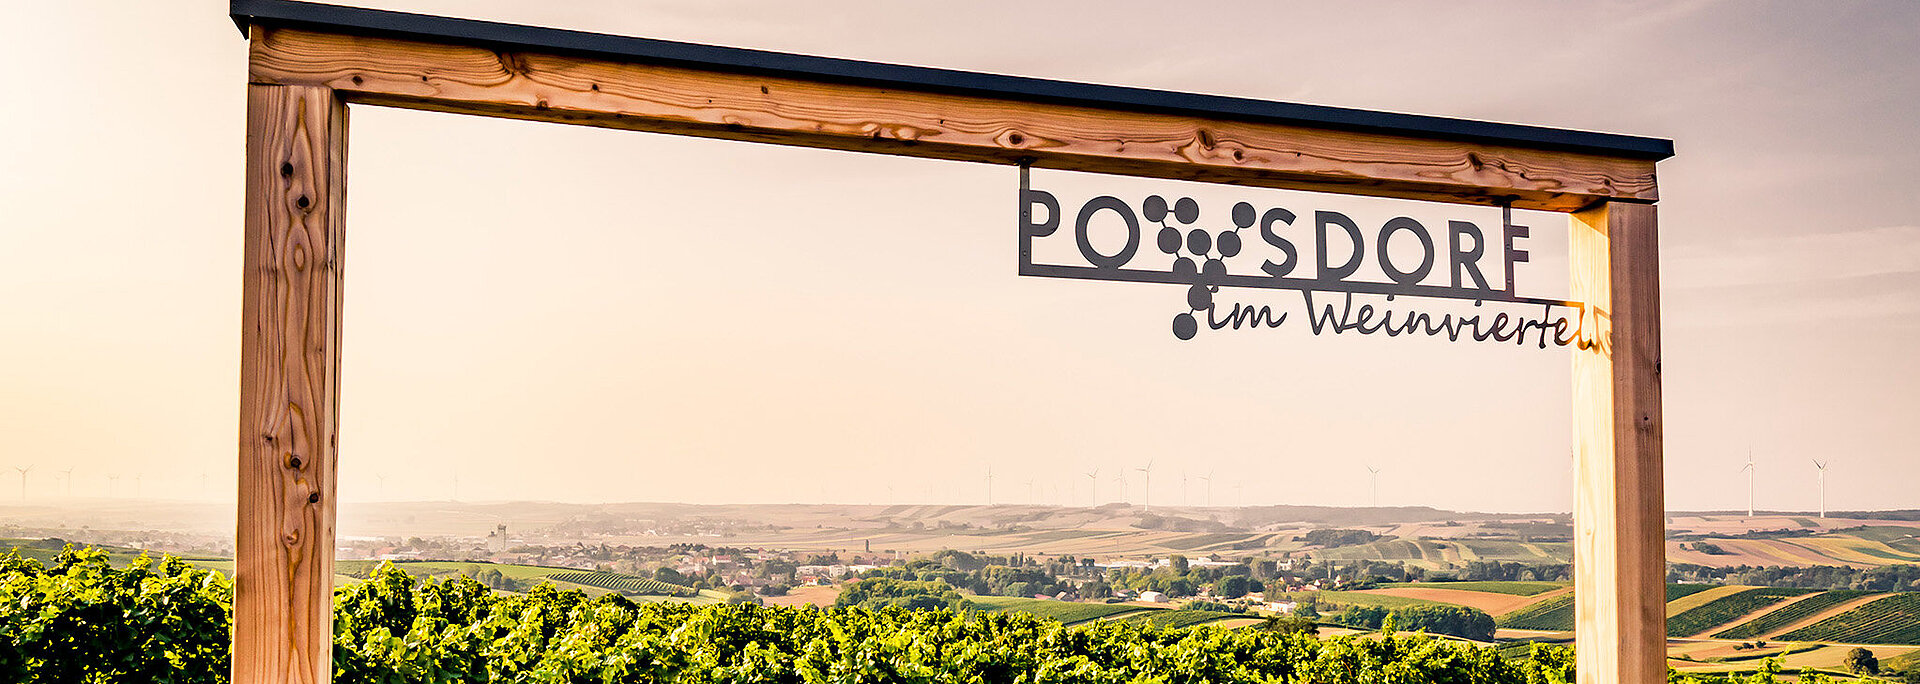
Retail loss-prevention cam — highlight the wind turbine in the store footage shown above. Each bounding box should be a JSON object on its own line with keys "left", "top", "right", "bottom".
{"left": 376, "top": 473, "right": 389, "bottom": 501}
{"left": 106, "top": 474, "right": 122, "bottom": 497}
{"left": 1023, "top": 479, "right": 1035, "bottom": 504}
{"left": 1112, "top": 470, "right": 1127, "bottom": 504}
{"left": 1812, "top": 460, "right": 1830, "bottom": 519}
{"left": 61, "top": 468, "right": 74, "bottom": 497}
{"left": 1366, "top": 465, "right": 1380, "bottom": 507}
{"left": 1136, "top": 460, "right": 1155, "bottom": 511}
{"left": 1741, "top": 451, "right": 1755, "bottom": 518}
{"left": 1199, "top": 469, "right": 1214, "bottom": 507}
{"left": 1181, "top": 469, "right": 1190, "bottom": 506}
{"left": 1084, "top": 467, "right": 1100, "bottom": 507}
{"left": 14, "top": 465, "right": 31, "bottom": 500}
{"left": 985, "top": 465, "right": 995, "bottom": 505}
{"left": 1234, "top": 483, "right": 1245, "bottom": 507}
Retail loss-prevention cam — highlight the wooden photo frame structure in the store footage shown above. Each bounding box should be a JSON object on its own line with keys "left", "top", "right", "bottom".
{"left": 228, "top": 2, "right": 1671, "bottom": 682}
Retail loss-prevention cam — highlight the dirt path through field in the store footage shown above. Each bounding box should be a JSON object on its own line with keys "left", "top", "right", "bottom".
{"left": 1687, "top": 591, "right": 1819, "bottom": 638}
{"left": 1357, "top": 586, "right": 1569, "bottom": 616}
{"left": 1757, "top": 592, "right": 1889, "bottom": 640}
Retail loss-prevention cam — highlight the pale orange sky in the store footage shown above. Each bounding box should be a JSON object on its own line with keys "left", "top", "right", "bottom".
{"left": 2, "top": 0, "right": 1917, "bottom": 513}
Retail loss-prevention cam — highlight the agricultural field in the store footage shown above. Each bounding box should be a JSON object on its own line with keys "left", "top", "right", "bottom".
{"left": 1665, "top": 587, "right": 1814, "bottom": 637}
{"left": 547, "top": 570, "right": 695, "bottom": 596}
{"left": 1495, "top": 595, "right": 1574, "bottom": 631}
{"left": 1710, "top": 590, "right": 1872, "bottom": 639}
{"left": 968, "top": 596, "right": 1150, "bottom": 624}
{"left": 330, "top": 560, "right": 705, "bottom": 599}
{"left": 1664, "top": 585, "right": 1754, "bottom": 617}
{"left": 1350, "top": 586, "right": 1566, "bottom": 617}
{"left": 1374, "top": 581, "right": 1564, "bottom": 596}
{"left": 1313, "top": 590, "right": 1449, "bottom": 611}
{"left": 1780, "top": 592, "right": 1920, "bottom": 644}
{"left": 1115, "top": 608, "right": 1243, "bottom": 629}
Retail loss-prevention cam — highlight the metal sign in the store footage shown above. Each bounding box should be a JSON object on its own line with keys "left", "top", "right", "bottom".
{"left": 1017, "top": 167, "right": 1609, "bottom": 352}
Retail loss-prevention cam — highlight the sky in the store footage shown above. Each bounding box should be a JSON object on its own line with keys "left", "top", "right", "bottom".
{"left": 2, "top": 0, "right": 1917, "bottom": 514}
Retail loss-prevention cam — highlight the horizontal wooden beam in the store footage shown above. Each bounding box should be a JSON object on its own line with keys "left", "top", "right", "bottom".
{"left": 248, "top": 27, "right": 1656, "bottom": 211}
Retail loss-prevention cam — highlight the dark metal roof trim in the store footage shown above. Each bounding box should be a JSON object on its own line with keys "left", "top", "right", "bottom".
{"left": 230, "top": 0, "right": 1674, "bottom": 161}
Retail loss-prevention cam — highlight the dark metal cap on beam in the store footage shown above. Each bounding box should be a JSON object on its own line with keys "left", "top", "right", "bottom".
{"left": 229, "top": 0, "right": 1674, "bottom": 161}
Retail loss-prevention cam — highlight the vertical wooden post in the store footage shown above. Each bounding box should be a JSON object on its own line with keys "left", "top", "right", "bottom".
{"left": 1571, "top": 202, "right": 1665, "bottom": 684}
{"left": 236, "top": 81, "right": 347, "bottom": 684}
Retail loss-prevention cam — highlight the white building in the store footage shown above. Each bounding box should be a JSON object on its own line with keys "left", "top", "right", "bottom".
{"left": 1139, "top": 591, "right": 1168, "bottom": 603}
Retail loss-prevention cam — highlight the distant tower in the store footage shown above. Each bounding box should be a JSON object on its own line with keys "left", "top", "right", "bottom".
{"left": 1136, "top": 460, "right": 1155, "bottom": 511}
{"left": 1741, "top": 451, "right": 1756, "bottom": 518}
{"left": 1366, "top": 465, "right": 1381, "bottom": 507}
{"left": 1084, "top": 467, "right": 1099, "bottom": 507}
{"left": 1812, "top": 460, "right": 1830, "bottom": 519}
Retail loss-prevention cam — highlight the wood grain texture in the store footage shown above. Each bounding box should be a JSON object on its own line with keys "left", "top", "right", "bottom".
{"left": 236, "top": 82, "right": 346, "bottom": 684}
{"left": 1571, "top": 202, "right": 1665, "bottom": 684}
{"left": 247, "top": 27, "right": 1655, "bottom": 212}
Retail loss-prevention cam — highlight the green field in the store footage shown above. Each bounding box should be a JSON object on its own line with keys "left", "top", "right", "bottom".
{"left": 1780, "top": 593, "right": 1920, "bottom": 645}
{"left": 548, "top": 570, "right": 694, "bottom": 596}
{"left": 1666, "top": 584, "right": 1719, "bottom": 601}
{"left": 1666, "top": 587, "right": 1815, "bottom": 637}
{"left": 1374, "top": 581, "right": 1564, "bottom": 596}
{"left": 1117, "top": 609, "right": 1239, "bottom": 629}
{"left": 1314, "top": 590, "right": 1447, "bottom": 610}
{"left": 1496, "top": 595, "right": 1574, "bottom": 631}
{"left": 968, "top": 596, "right": 1150, "bottom": 624}
{"left": 1712, "top": 590, "right": 1872, "bottom": 640}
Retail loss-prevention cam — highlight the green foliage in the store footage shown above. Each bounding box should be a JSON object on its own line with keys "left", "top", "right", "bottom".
{"left": 1262, "top": 615, "right": 1321, "bottom": 636}
{"left": 0, "top": 546, "right": 232, "bottom": 683}
{"left": 1337, "top": 603, "right": 1495, "bottom": 641}
{"left": 1217, "top": 574, "right": 1252, "bottom": 599}
{"left": 1781, "top": 593, "right": 1920, "bottom": 644}
{"left": 1666, "top": 588, "right": 1815, "bottom": 637}
{"left": 1302, "top": 529, "right": 1383, "bottom": 548}
{"left": 1391, "top": 605, "right": 1498, "bottom": 642}
{"left": 833, "top": 577, "right": 971, "bottom": 612}
{"left": 967, "top": 596, "right": 1145, "bottom": 624}
{"left": 1843, "top": 647, "right": 1880, "bottom": 675}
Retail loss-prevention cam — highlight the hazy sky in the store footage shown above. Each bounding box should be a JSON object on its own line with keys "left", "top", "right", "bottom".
{"left": 2, "top": 0, "right": 1917, "bottom": 513}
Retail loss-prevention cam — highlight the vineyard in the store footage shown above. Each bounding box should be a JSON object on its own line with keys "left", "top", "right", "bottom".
{"left": 1667, "top": 584, "right": 1720, "bottom": 601}
{"left": 967, "top": 596, "right": 1147, "bottom": 624}
{"left": 1711, "top": 591, "right": 1871, "bottom": 640}
{"left": 5, "top": 548, "right": 1615, "bottom": 684}
{"left": 547, "top": 570, "right": 695, "bottom": 597}
{"left": 1119, "top": 609, "right": 1241, "bottom": 629}
{"left": 1780, "top": 593, "right": 1920, "bottom": 644}
{"left": 1495, "top": 595, "right": 1575, "bottom": 631}
{"left": 1666, "top": 588, "right": 1815, "bottom": 637}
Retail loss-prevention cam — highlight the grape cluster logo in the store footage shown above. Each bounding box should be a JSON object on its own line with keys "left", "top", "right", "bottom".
{"left": 1016, "top": 168, "right": 1610, "bottom": 352}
